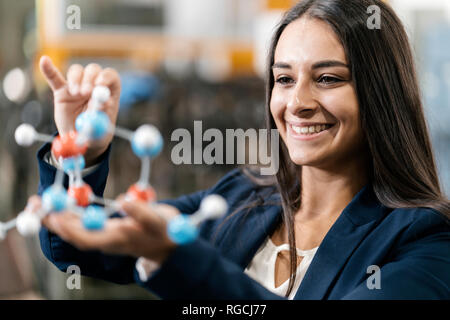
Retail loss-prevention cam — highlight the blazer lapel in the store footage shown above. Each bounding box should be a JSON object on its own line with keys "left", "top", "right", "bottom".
{"left": 214, "top": 184, "right": 387, "bottom": 300}
{"left": 216, "top": 192, "right": 282, "bottom": 269}
{"left": 294, "top": 185, "right": 388, "bottom": 300}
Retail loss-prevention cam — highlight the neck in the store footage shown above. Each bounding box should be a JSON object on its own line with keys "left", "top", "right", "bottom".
{"left": 297, "top": 157, "right": 369, "bottom": 222}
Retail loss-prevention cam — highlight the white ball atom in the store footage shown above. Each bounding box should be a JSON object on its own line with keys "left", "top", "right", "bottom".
{"left": 199, "top": 195, "right": 228, "bottom": 220}
{"left": 15, "top": 123, "right": 36, "bottom": 147}
{"left": 0, "top": 223, "right": 6, "bottom": 240}
{"left": 92, "top": 86, "right": 111, "bottom": 103}
{"left": 134, "top": 125, "right": 161, "bottom": 148}
{"left": 16, "top": 211, "right": 41, "bottom": 236}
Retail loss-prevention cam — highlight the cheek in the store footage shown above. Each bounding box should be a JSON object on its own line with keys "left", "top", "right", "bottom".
{"left": 323, "top": 86, "right": 359, "bottom": 127}
{"left": 269, "top": 93, "right": 288, "bottom": 143}
{"left": 323, "top": 87, "right": 364, "bottom": 151}
{"left": 269, "top": 91, "right": 285, "bottom": 124}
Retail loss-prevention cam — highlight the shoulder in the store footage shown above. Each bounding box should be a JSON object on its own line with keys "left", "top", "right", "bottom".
{"left": 387, "top": 206, "right": 449, "bottom": 233}
{"left": 207, "top": 167, "right": 278, "bottom": 206}
{"left": 209, "top": 168, "right": 253, "bottom": 193}
{"left": 196, "top": 168, "right": 279, "bottom": 242}
{"left": 381, "top": 206, "right": 449, "bottom": 256}
{"left": 159, "top": 168, "right": 277, "bottom": 214}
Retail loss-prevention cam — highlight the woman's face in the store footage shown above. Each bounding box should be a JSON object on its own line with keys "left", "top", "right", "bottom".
{"left": 270, "top": 17, "right": 365, "bottom": 169}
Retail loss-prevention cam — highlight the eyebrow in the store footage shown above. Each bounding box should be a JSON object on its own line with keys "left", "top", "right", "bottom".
{"left": 272, "top": 60, "right": 349, "bottom": 70}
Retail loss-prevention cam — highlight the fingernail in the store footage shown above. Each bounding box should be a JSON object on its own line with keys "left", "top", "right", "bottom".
{"left": 81, "top": 83, "right": 92, "bottom": 96}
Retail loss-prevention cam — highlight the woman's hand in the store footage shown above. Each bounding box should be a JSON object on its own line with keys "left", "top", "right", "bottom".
{"left": 28, "top": 195, "right": 179, "bottom": 264}
{"left": 39, "top": 56, "right": 121, "bottom": 166}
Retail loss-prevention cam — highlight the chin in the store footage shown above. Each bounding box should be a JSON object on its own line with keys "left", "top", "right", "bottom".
{"left": 287, "top": 150, "right": 316, "bottom": 166}
{"left": 287, "top": 146, "right": 335, "bottom": 167}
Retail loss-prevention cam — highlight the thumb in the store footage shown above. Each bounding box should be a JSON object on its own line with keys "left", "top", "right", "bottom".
{"left": 120, "top": 199, "right": 159, "bottom": 227}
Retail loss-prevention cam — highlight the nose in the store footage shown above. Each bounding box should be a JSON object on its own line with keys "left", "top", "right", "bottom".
{"left": 286, "top": 77, "right": 318, "bottom": 115}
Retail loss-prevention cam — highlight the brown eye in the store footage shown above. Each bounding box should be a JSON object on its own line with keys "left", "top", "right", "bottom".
{"left": 317, "top": 75, "right": 341, "bottom": 85}
{"left": 275, "top": 76, "right": 294, "bottom": 85}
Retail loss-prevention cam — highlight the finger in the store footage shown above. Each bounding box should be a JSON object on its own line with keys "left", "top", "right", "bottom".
{"left": 39, "top": 56, "right": 66, "bottom": 91}
{"left": 25, "top": 195, "right": 42, "bottom": 212}
{"left": 155, "top": 204, "right": 179, "bottom": 219}
{"left": 120, "top": 199, "right": 158, "bottom": 227}
{"left": 120, "top": 200, "right": 178, "bottom": 228}
{"left": 66, "top": 64, "right": 84, "bottom": 96}
{"left": 46, "top": 212, "right": 127, "bottom": 251}
{"left": 41, "top": 212, "right": 71, "bottom": 235}
{"left": 94, "top": 68, "right": 121, "bottom": 99}
{"left": 40, "top": 211, "right": 69, "bottom": 234}
{"left": 41, "top": 214, "right": 58, "bottom": 234}
{"left": 80, "top": 63, "right": 101, "bottom": 96}
{"left": 112, "top": 194, "right": 127, "bottom": 216}
{"left": 85, "top": 68, "right": 120, "bottom": 123}
{"left": 116, "top": 194, "right": 126, "bottom": 203}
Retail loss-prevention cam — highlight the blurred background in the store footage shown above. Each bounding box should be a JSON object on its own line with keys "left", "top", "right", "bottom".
{"left": 0, "top": 0, "right": 448, "bottom": 299}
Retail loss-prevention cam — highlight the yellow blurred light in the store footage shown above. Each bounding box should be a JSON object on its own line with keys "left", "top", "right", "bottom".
{"left": 265, "top": 0, "right": 296, "bottom": 10}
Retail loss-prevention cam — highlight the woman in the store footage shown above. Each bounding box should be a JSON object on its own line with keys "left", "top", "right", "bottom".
{"left": 33, "top": 0, "right": 449, "bottom": 299}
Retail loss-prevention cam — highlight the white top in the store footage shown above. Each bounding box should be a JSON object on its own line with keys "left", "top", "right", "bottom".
{"left": 244, "top": 237, "right": 318, "bottom": 300}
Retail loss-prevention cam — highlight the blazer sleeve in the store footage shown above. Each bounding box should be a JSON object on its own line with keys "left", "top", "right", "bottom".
{"left": 38, "top": 141, "right": 282, "bottom": 298}
{"left": 37, "top": 142, "right": 138, "bottom": 284}
{"left": 36, "top": 142, "right": 244, "bottom": 287}
{"left": 135, "top": 238, "right": 284, "bottom": 300}
{"left": 342, "top": 210, "right": 450, "bottom": 300}
{"left": 134, "top": 169, "right": 284, "bottom": 300}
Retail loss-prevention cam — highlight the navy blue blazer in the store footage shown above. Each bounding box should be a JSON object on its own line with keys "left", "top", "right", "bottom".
{"left": 37, "top": 143, "right": 450, "bottom": 299}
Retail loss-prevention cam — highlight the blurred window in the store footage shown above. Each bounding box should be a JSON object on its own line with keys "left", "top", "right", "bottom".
{"left": 64, "top": 0, "right": 164, "bottom": 31}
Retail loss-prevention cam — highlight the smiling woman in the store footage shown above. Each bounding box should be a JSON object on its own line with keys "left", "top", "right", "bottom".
{"left": 31, "top": 0, "right": 450, "bottom": 300}
{"left": 251, "top": 0, "right": 450, "bottom": 298}
{"left": 271, "top": 18, "right": 363, "bottom": 168}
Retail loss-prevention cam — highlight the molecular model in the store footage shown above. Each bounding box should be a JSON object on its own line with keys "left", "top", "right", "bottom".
{"left": 0, "top": 86, "right": 228, "bottom": 246}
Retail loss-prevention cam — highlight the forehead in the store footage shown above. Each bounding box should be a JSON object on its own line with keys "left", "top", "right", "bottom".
{"left": 274, "top": 17, "right": 347, "bottom": 66}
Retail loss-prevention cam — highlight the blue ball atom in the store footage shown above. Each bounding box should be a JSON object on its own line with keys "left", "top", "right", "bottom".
{"left": 131, "top": 137, "right": 163, "bottom": 158}
{"left": 131, "top": 125, "right": 163, "bottom": 158}
{"left": 167, "top": 214, "right": 198, "bottom": 244}
{"left": 75, "top": 111, "right": 110, "bottom": 140}
{"left": 82, "top": 205, "right": 106, "bottom": 230}
{"left": 42, "top": 186, "right": 69, "bottom": 212}
{"left": 61, "top": 155, "right": 85, "bottom": 173}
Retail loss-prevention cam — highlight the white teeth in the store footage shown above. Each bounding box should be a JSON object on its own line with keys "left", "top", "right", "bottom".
{"left": 300, "top": 127, "right": 309, "bottom": 134}
{"left": 291, "top": 124, "right": 330, "bottom": 135}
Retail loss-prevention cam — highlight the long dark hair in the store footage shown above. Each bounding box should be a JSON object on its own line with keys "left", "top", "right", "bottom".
{"left": 237, "top": 0, "right": 450, "bottom": 297}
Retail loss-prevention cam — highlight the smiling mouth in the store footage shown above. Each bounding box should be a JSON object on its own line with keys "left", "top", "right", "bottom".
{"left": 289, "top": 123, "right": 335, "bottom": 135}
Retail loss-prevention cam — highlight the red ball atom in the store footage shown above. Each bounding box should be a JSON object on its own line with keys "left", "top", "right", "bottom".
{"left": 68, "top": 184, "right": 93, "bottom": 207}
{"left": 51, "top": 131, "right": 87, "bottom": 159}
{"left": 126, "top": 184, "right": 156, "bottom": 203}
